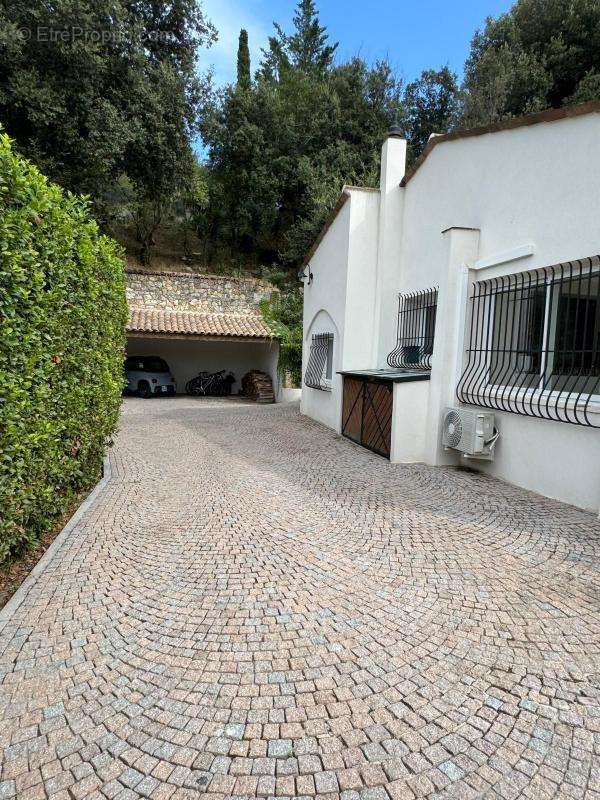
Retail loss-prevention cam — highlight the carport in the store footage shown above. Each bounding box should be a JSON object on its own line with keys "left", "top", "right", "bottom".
{"left": 126, "top": 308, "right": 279, "bottom": 397}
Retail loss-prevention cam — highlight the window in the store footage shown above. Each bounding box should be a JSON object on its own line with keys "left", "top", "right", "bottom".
{"left": 387, "top": 288, "right": 438, "bottom": 370}
{"left": 125, "top": 356, "right": 170, "bottom": 372}
{"left": 457, "top": 256, "right": 600, "bottom": 426}
{"left": 305, "top": 333, "right": 334, "bottom": 390}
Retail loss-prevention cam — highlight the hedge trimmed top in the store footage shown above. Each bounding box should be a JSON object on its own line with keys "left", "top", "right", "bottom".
{"left": 0, "top": 132, "right": 128, "bottom": 562}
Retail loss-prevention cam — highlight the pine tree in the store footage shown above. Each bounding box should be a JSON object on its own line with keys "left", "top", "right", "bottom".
{"left": 288, "top": 0, "right": 337, "bottom": 73}
{"left": 237, "top": 29, "right": 251, "bottom": 90}
{"left": 259, "top": 0, "right": 337, "bottom": 78}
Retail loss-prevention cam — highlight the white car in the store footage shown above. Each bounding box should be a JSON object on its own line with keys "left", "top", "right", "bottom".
{"left": 124, "top": 356, "right": 176, "bottom": 398}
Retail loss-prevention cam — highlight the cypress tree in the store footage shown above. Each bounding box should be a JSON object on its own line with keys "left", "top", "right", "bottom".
{"left": 237, "top": 29, "right": 251, "bottom": 89}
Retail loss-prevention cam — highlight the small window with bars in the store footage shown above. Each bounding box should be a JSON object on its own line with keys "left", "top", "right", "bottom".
{"left": 457, "top": 255, "right": 600, "bottom": 426}
{"left": 304, "top": 333, "right": 334, "bottom": 390}
{"left": 387, "top": 287, "right": 438, "bottom": 370}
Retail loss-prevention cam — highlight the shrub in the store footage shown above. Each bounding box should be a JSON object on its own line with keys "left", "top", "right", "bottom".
{"left": 0, "top": 132, "right": 128, "bottom": 563}
{"left": 259, "top": 277, "right": 303, "bottom": 387}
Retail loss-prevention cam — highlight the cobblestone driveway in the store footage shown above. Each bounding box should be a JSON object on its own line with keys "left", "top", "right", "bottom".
{"left": 1, "top": 398, "right": 600, "bottom": 800}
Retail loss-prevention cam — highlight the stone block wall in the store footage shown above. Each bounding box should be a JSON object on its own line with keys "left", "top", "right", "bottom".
{"left": 126, "top": 270, "right": 273, "bottom": 315}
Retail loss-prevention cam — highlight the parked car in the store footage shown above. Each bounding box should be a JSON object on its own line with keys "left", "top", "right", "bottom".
{"left": 124, "top": 356, "right": 176, "bottom": 398}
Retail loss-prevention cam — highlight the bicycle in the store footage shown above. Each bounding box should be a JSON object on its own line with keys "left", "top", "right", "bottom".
{"left": 186, "top": 370, "right": 235, "bottom": 397}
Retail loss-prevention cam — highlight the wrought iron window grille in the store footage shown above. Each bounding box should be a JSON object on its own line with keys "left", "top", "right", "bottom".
{"left": 457, "top": 256, "right": 600, "bottom": 427}
{"left": 305, "top": 333, "right": 334, "bottom": 390}
{"left": 387, "top": 287, "right": 438, "bottom": 370}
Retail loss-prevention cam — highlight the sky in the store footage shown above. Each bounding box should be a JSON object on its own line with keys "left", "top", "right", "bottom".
{"left": 198, "top": 0, "right": 514, "bottom": 90}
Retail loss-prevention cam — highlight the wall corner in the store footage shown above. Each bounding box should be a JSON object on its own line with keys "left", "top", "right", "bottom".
{"left": 372, "top": 137, "right": 408, "bottom": 367}
{"left": 424, "top": 227, "right": 480, "bottom": 466}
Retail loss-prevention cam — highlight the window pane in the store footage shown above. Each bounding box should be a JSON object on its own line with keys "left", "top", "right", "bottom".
{"left": 388, "top": 288, "right": 438, "bottom": 370}
{"left": 490, "top": 285, "right": 545, "bottom": 388}
{"left": 325, "top": 338, "right": 333, "bottom": 380}
{"left": 548, "top": 273, "right": 600, "bottom": 392}
{"left": 423, "top": 305, "right": 437, "bottom": 356}
{"left": 305, "top": 333, "right": 334, "bottom": 389}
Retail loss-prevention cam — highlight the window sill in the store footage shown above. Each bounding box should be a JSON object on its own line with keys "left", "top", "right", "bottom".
{"left": 305, "top": 383, "right": 332, "bottom": 393}
{"left": 465, "top": 385, "right": 600, "bottom": 416}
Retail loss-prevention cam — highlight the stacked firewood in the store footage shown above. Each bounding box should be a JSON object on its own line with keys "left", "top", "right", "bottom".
{"left": 241, "top": 370, "right": 275, "bottom": 404}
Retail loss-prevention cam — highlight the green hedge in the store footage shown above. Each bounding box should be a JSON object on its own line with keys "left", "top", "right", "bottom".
{"left": 0, "top": 132, "right": 128, "bottom": 563}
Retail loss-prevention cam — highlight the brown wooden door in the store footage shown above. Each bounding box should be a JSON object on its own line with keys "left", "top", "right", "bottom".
{"left": 341, "top": 377, "right": 393, "bottom": 458}
{"left": 341, "top": 377, "right": 363, "bottom": 444}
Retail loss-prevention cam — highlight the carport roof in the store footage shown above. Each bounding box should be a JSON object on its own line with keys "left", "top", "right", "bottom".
{"left": 127, "top": 308, "right": 275, "bottom": 340}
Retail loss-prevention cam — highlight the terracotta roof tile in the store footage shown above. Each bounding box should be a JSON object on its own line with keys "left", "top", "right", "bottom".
{"left": 127, "top": 308, "right": 274, "bottom": 339}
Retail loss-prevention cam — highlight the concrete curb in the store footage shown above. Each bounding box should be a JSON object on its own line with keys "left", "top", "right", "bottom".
{"left": 0, "top": 454, "right": 113, "bottom": 629}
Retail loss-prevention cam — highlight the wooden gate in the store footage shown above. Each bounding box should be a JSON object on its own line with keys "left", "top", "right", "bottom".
{"left": 341, "top": 376, "right": 393, "bottom": 458}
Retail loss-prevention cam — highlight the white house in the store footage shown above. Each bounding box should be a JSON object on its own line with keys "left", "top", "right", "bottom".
{"left": 301, "top": 101, "right": 600, "bottom": 513}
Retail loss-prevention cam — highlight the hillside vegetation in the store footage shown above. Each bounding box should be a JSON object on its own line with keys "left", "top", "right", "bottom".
{"left": 2, "top": 0, "right": 598, "bottom": 276}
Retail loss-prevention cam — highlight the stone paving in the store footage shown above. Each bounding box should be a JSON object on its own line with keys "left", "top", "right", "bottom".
{"left": 1, "top": 397, "right": 600, "bottom": 800}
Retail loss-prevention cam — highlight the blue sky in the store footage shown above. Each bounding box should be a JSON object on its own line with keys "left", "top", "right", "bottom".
{"left": 199, "top": 0, "right": 514, "bottom": 89}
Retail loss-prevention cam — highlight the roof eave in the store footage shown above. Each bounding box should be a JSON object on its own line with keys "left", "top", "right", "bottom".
{"left": 126, "top": 330, "right": 277, "bottom": 342}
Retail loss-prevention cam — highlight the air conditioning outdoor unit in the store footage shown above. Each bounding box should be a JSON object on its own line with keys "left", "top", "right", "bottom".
{"left": 442, "top": 407, "right": 498, "bottom": 461}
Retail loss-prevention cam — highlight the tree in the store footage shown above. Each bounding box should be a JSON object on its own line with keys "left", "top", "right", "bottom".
{"left": 460, "top": 0, "right": 600, "bottom": 127}
{"left": 237, "top": 29, "right": 251, "bottom": 89}
{"left": 404, "top": 67, "right": 459, "bottom": 162}
{"left": 199, "top": 1, "right": 401, "bottom": 269}
{"left": 0, "top": 0, "right": 216, "bottom": 261}
{"left": 259, "top": 0, "right": 337, "bottom": 78}
{"left": 287, "top": 0, "right": 338, "bottom": 73}
{"left": 178, "top": 163, "right": 210, "bottom": 257}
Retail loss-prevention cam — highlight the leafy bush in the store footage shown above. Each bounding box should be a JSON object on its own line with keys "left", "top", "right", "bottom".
{"left": 0, "top": 132, "right": 127, "bottom": 563}
{"left": 259, "top": 269, "right": 303, "bottom": 386}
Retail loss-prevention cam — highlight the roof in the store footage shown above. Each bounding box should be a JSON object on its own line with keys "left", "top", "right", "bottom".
{"left": 302, "top": 102, "right": 600, "bottom": 267}
{"left": 302, "top": 185, "right": 379, "bottom": 267}
{"left": 127, "top": 308, "right": 274, "bottom": 339}
{"left": 401, "top": 100, "right": 600, "bottom": 186}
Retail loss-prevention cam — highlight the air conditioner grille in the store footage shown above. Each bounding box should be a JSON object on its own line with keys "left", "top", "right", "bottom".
{"left": 444, "top": 409, "right": 463, "bottom": 448}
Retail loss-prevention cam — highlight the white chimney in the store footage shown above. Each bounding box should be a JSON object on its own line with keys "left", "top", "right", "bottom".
{"left": 380, "top": 131, "right": 407, "bottom": 194}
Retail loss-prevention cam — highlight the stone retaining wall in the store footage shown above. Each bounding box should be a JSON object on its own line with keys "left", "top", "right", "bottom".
{"left": 126, "top": 270, "right": 273, "bottom": 315}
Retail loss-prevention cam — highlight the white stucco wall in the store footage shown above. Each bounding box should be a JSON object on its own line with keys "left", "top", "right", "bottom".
{"left": 127, "top": 336, "right": 279, "bottom": 398}
{"left": 399, "top": 111, "right": 600, "bottom": 511}
{"left": 472, "top": 409, "right": 600, "bottom": 511}
{"left": 343, "top": 190, "right": 380, "bottom": 370}
{"left": 373, "top": 138, "right": 406, "bottom": 367}
{"left": 301, "top": 198, "right": 350, "bottom": 431}
{"left": 301, "top": 189, "right": 379, "bottom": 432}
{"left": 390, "top": 380, "right": 430, "bottom": 463}
{"left": 401, "top": 116, "right": 600, "bottom": 286}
